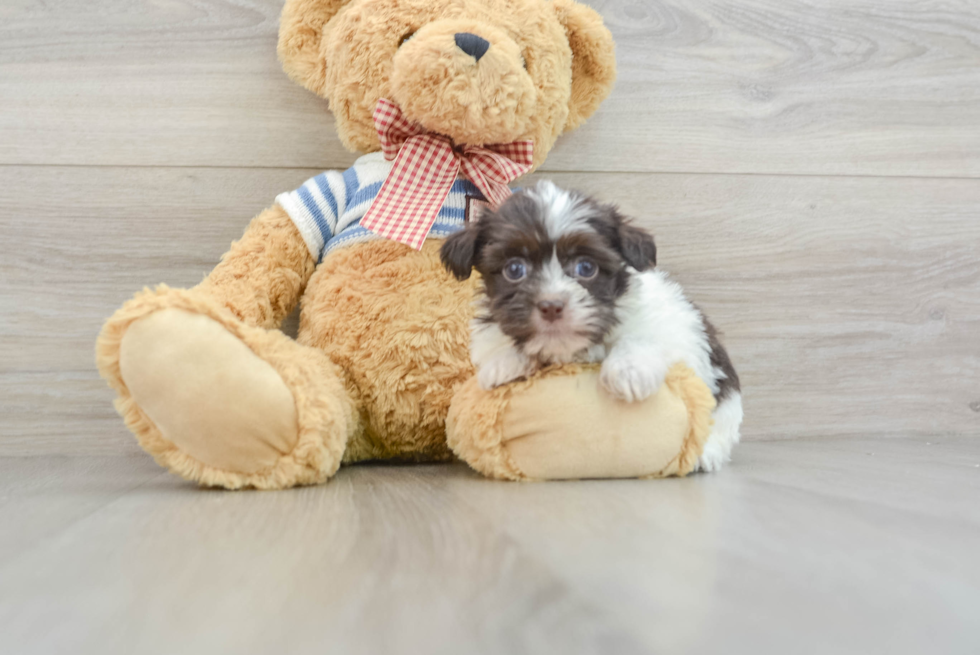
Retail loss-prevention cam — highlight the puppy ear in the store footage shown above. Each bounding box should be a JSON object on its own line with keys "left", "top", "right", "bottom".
{"left": 440, "top": 224, "right": 481, "bottom": 280}
{"left": 617, "top": 221, "right": 657, "bottom": 271}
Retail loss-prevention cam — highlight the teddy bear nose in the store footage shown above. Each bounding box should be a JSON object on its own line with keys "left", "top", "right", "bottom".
{"left": 454, "top": 33, "right": 490, "bottom": 62}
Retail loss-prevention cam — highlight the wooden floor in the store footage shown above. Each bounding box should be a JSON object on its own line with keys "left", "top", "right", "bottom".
{"left": 1, "top": 439, "right": 979, "bottom": 655}
{"left": 1, "top": 0, "right": 979, "bottom": 652}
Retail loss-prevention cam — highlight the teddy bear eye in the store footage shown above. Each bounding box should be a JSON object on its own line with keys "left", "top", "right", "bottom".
{"left": 398, "top": 31, "right": 416, "bottom": 48}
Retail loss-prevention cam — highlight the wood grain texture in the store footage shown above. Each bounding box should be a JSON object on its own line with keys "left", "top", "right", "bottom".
{"left": 1, "top": 439, "right": 978, "bottom": 655}
{"left": 1, "top": 0, "right": 978, "bottom": 175}
{"left": 439, "top": 437, "right": 980, "bottom": 655}
{"left": 2, "top": 1, "right": 978, "bottom": 651}
{"left": 561, "top": 0, "right": 980, "bottom": 176}
{"left": 528, "top": 171, "right": 980, "bottom": 441}
{"left": 0, "top": 165, "right": 320, "bottom": 455}
{"left": 0, "top": 459, "right": 651, "bottom": 655}
{"left": 1, "top": 165, "right": 977, "bottom": 455}
{"left": 0, "top": 455, "right": 165, "bottom": 562}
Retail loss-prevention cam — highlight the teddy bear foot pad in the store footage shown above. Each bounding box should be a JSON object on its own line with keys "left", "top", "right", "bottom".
{"left": 98, "top": 288, "right": 358, "bottom": 489}
{"left": 120, "top": 309, "right": 299, "bottom": 474}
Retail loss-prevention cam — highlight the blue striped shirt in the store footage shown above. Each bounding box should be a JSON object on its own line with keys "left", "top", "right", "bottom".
{"left": 276, "top": 152, "right": 487, "bottom": 262}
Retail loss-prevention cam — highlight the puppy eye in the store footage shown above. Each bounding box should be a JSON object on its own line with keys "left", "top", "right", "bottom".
{"left": 398, "top": 31, "right": 416, "bottom": 47}
{"left": 502, "top": 258, "right": 528, "bottom": 282}
{"left": 574, "top": 258, "right": 598, "bottom": 280}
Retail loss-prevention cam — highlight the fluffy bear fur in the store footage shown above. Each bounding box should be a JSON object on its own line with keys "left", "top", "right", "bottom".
{"left": 446, "top": 363, "right": 715, "bottom": 481}
{"left": 278, "top": 0, "right": 616, "bottom": 167}
{"left": 301, "top": 239, "right": 481, "bottom": 464}
{"left": 96, "top": 0, "right": 712, "bottom": 489}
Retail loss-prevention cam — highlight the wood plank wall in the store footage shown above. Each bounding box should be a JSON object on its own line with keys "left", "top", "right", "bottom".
{"left": 1, "top": 0, "right": 978, "bottom": 454}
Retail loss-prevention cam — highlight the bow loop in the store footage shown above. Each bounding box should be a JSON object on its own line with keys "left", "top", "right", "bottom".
{"left": 360, "top": 99, "right": 533, "bottom": 250}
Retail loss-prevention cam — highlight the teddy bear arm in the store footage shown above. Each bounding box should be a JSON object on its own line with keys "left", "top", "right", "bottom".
{"left": 195, "top": 204, "right": 316, "bottom": 329}
{"left": 447, "top": 364, "right": 716, "bottom": 481}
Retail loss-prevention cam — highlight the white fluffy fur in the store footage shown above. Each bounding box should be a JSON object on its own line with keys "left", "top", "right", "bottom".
{"left": 527, "top": 180, "right": 592, "bottom": 240}
{"left": 603, "top": 268, "right": 742, "bottom": 472}
{"left": 471, "top": 320, "right": 534, "bottom": 391}
{"left": 470, "top": 183, "right": 742, "bottom": 472}
{"left": 697, "top": 392, "right": 743, "bottom": 472}
{"left": 602, "top": 269, "right": 718, "bottom": 398}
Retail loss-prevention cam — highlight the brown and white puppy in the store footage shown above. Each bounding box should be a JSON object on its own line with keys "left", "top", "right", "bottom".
{"left": 441, "top": 181, "right": 743, "bottom": 471}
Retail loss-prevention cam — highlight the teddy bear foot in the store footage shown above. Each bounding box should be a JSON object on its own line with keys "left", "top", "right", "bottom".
{"left": 97, "top": 287, "right": 359, "bottom": 489}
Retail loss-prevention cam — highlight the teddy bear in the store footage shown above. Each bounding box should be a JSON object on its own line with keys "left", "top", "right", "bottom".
{"left": 95, "top": 0, "right": 716, "bottom": 489}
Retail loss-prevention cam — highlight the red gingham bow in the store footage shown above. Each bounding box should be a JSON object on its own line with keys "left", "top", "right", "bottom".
{"left": 360, "top": 98, "right": 534, "bottom": 250}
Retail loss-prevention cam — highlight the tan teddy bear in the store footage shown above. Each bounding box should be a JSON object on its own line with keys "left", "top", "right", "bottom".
{"left": 96, "top": 0, "right": 715, "bottom": 489}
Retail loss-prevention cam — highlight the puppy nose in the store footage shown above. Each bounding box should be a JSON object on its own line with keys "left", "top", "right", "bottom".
{"left": 454, "top": 32, "right": 490, "bottom": 61}
{"left": 537, "top": 300, "right": 565, "bottom": 323}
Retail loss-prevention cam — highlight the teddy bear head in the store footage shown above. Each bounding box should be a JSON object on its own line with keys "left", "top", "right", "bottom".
{"left": 278, "top": 0, "right": 616, "bottom": 168}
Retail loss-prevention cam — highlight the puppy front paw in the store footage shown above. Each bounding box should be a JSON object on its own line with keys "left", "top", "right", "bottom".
{"left": 477, "top": 350, "right": 533, "bottom": 390}
{"left": 599, "top": 354, "right": 667, "bottom": 403}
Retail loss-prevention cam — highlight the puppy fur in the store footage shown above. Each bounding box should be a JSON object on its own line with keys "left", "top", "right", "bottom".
{"left": 441, "top": 181, "right": 742, "bottom": 472}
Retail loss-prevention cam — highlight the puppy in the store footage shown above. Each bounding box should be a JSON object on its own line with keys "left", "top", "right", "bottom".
{"left": 440, "top": 181, "right": 743, "bottom": 472}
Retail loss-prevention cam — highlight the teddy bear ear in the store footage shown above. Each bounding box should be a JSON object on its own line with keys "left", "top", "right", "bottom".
{"left": 278, "top": 0, "right": 350, "bottom": 95}
{"left": 553, "top": 0, "right": 617, "bottom": 132}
